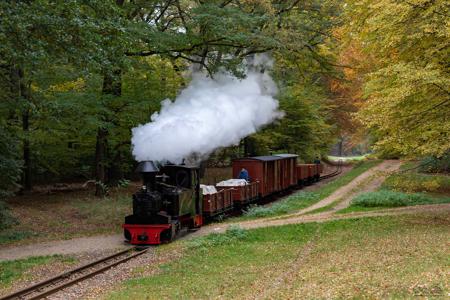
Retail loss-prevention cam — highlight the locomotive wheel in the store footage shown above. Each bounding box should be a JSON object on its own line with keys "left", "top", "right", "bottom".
{"left": 160, "top": 221, "right": 180, "bottom": 243}
{"left": 124, "top": 229, "right": 131, "bottom": 241}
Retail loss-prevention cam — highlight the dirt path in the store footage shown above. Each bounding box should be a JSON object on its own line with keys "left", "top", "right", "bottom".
{"left": 0, "top": 234, "right": 127, "bottom": 261}
{"left": 191, "top": 203, "right": 450, "bottom": 236}
{"left": 191, "top": 160, "right": 402, "bottom": 236}
{"left": 281, "top": 160, "right": 401, "bottom": 216}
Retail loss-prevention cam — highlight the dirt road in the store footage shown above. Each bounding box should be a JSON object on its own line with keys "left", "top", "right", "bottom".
{"left": 0, "top": 234, "right": 127, "bottom": 261}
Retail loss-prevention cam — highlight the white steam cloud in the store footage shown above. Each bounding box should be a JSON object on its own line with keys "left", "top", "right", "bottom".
{"left": 131, "top": 62, "right": 283, "bottom": 164}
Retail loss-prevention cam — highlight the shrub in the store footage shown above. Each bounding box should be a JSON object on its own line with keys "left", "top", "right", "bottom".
{"left": 419, "top": 153, "right": 450, "bottom": 173}
{"left": 188, "top": 225, "right": 247, "bottom": 248}
{"left": 0, "top": 127, "right": 22, "bottom": 200}
{"left": 0, "top": 201, "right": 18, "bottom": 230}
{"left": 383, "top": 173, "right": 449, "bottom": 193}
{"left": 351, "top": 190, "right": 449, "bottom": 208}
{"left": 243, "top": 192, "right": 317, "bottom": 218}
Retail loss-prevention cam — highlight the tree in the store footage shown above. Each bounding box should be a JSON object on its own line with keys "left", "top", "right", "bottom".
{"left": 343, "top": 0, "right": 450, "bottom": 157}
{"left": 90, "top": 0, "right": 314, "bottom": 195}
{"left": 0, "top": 0, "right": 129, "bottom": 191}
{"left": 243, "top": 0, "right": 340, "bottom": 160}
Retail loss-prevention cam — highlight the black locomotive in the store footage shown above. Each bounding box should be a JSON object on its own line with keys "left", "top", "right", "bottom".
{"left": 123, "top": 161, "right": 203, "bottom": 245}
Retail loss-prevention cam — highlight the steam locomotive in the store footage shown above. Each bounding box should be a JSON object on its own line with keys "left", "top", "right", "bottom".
{"left": 123, "top": 155, "right": 323, "bottom": 245}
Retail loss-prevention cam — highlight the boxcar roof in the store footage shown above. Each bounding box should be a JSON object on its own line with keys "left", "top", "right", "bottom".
{"left": 235, "top": 154, "right": 297, "bottom": 162}
{"left": 275, "top": 154, "right": 299, "bottom": 158}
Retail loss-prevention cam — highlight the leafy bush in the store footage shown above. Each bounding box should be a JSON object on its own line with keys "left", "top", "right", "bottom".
{"left": 0, "top": 127, "right": 22, "bottom": 200}
{"left": 383, "top": 173, "right": 449, "bottom": 193}
{"left": 351, "top": 190, "right": 449, "bottom": 208}
{"left": 244, "top": 192, "right": 317, "bottom": 218}
{"left": 0, "top": 201, "right": 18, "bottom": 230}
{"left": 0, "top": 230, "right": 35, "bottom": 244}
{"left": 419, "top": 152, "right": 450, "bottom": 173}
{"left": 188, "top": 225, "right": 247, "bottom": 248}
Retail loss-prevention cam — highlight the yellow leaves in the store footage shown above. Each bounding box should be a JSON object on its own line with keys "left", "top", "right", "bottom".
{"left": 48, "top": 78, "right": 85, "bottom": 92}
{"left": 385, "top": 173, "right": 446, "bottom": 193}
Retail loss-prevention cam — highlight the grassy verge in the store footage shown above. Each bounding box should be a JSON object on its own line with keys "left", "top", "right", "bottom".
{"left": 108, "top": 212, "right": 449, "bottom": 299}
{"left": 239, "top": 160, "right": 381, "bottom": 219}
{"left": 0, "top": 255, "right": 76, "bottom": 289}
{"left": 328, "top": 154, "right": 368, "bottom": 162}
{"left": 338, "top": 190, "right": 450, "bottom": 214}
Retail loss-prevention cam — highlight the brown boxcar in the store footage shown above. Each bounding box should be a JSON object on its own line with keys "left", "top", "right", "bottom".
{"left": 202, "top": 188, "right": 234, "bottom": 216}
{"left": 275, "top": 154, "right": 298, "bottom": 189}
{"left": 217, "top": 181, "right": 259, "bottom": 205}
{"left": 232, "top": 154, "right": 298, "bottom": 197}
{"left": 296, "top": 164, "right": 309, "bottom": 182}
{"left": 297, "top": 163, "right": 323, "bottom": 183}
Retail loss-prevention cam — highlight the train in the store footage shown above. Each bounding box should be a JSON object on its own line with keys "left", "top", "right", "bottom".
{"left": 122, "top": 154, "right": 323, "bottom": 245}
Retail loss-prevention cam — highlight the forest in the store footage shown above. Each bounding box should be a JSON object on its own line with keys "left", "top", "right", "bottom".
{"left": 0, "top": 0, "right": 448, "bottom": 200}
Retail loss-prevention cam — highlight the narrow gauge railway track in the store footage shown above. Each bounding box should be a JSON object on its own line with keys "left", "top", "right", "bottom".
{"left": 0, "top": 247, "right": 149, "bottom": 300}
{"left": 319, "top": 161, "right": 342, "bottom": 180}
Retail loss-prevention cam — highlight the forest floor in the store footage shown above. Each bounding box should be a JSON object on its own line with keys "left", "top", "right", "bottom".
{"left": 1, "top": 160, "right": 449, "bottom": 299}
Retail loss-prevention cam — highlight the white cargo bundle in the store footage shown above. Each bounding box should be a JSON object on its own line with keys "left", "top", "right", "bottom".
{"left": 200, "top": 184, "right": 218, "bottom": 195}
{"left": 216, "top": 179, "right": 248, "bottom": 187}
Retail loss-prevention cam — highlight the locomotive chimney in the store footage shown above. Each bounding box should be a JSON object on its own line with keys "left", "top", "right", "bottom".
{"left": 136, "top": 161, "right": 159, "bottom": 190}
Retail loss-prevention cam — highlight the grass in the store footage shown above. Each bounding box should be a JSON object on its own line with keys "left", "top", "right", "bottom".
{"left": 108, "top": 212, "right": 449, "bottom": 299}
{"left": 239, "top": 160, "right": 381, "bottom": 219}
{"left": 338, "top": 190, "right": 450, "bottom": 214}
{"left": 0, "top": 255, "right": 76, "bottom": 289}
{"left": 0, "top": 230, "right": 38, "bottom": 244}
{"left": 328, "top": 154, "right": 368, "bottom": 162}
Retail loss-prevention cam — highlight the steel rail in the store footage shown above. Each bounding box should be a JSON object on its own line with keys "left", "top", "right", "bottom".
{"left": 319, "top": 160, "right": 342, "bottom": 180}
{"left": 0, "top": 247, "right": 148, "bottom": 300}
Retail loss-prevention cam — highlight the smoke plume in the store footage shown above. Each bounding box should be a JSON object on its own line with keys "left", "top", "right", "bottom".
{"left": 131, "top": 62, "right": 283, "bottom": 164}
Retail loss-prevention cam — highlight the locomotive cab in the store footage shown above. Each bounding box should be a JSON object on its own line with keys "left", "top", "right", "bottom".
{"left": 123, "top": 161, "right": 202, "bottom": 245}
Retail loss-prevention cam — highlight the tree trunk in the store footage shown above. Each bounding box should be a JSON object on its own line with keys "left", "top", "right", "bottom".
{"left": 95, "top": 70, "right": 121, "bottom": 196}
{"left": 15, "top": 67, "right": 33, "bottom": 192}
{"left": 95, "top": 127, "right": 108, "bottom": 196}
{"left": 22, "top": 109, "right": 32, "bottom": 191}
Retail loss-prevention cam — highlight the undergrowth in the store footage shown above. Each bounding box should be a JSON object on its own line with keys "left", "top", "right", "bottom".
{"left": 0, "top": 231, "right": 37, "bottom": 244}
{"left": 383, "top": 172, "right": 449, "bottom": 193}
{"left": 349, "top": 190, "right": 450, "bottom": 208}
{"left": 187, "top": 225, "right": 247, "bottom": 249}
{"left": 0, "top": 201, "right": 17, "bottom": 230}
